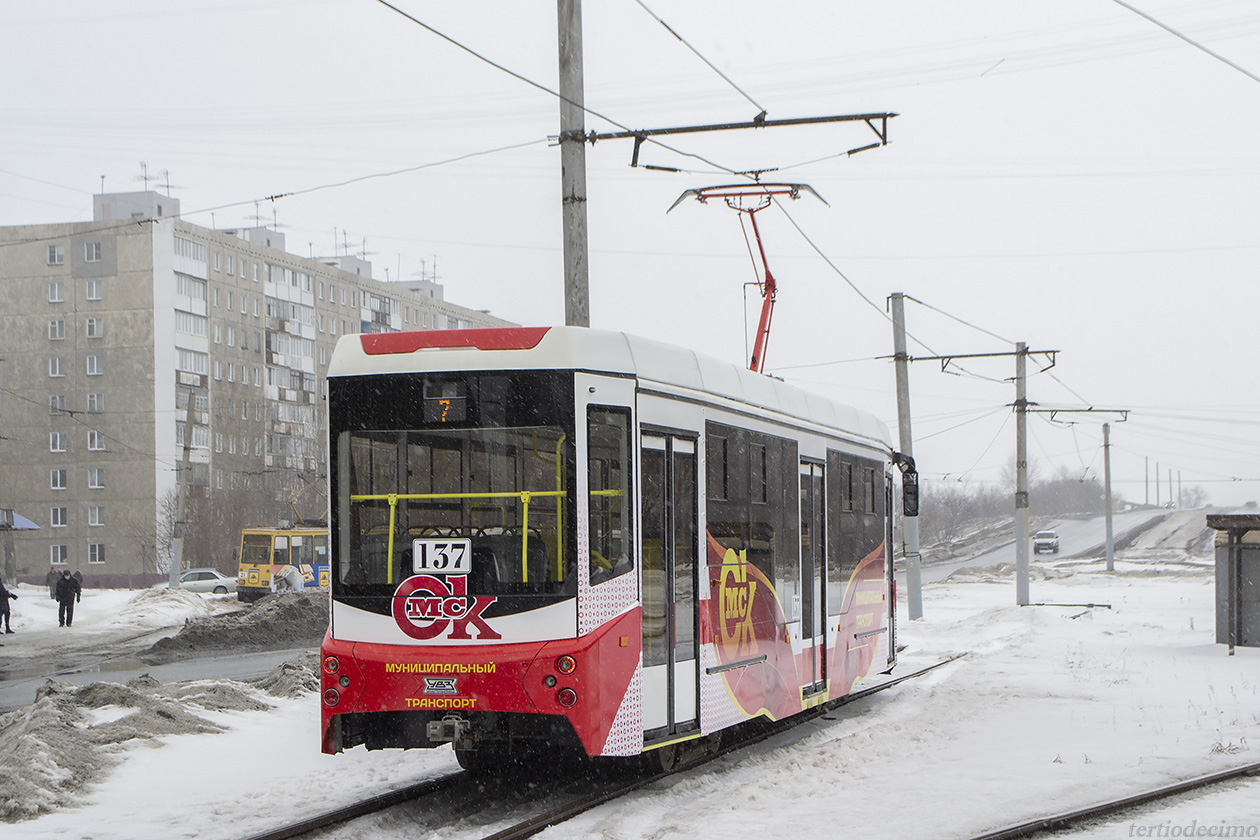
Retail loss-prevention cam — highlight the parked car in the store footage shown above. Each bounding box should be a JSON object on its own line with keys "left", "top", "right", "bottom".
{"left": 154, "top": 568, "right": 238, "bottom": 594}
{"left": 1032, "top": 530, "right": 1060, "bottom": 555}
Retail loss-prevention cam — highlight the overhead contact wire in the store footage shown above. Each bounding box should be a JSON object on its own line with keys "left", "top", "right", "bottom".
{"left": 631, "top": 0, "right": 768, "bottom": 117}
{"left": 371, "top": 0, "right": 743, "bottom": 176}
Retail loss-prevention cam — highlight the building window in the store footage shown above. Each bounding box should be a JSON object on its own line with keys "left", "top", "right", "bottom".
{"left": 252, "top": 263, "right": 258, "bottom": 282}
{"left": 253, "top": 298, "right": 259, "bottom": 317}
{"left": 88, "top": 505, "right": 105, "bottom": 527}
{"left": 50, "top": 431, "right": 67, "bottom": 452}
{"left": 88, "top": 467, "right": 105, "bottom": 489}
{"left": 318, "top": 281, "right": 324, "bottom": 300}
{"left": 241, "top": 295, "right": 246, "bottom": 315}
{"left": 50, "top": 394, "right": 67, "bottom": 415}
{"left": 87, "top": 393, "right": 104, "bottom": 413}
{"left": 214, "top": 361, "right": 222, "bottom": 381}
{"left": 176, "top": 349, "right": 208, "bottom": 375}
{"left": 88, "top": 544, "right": 105, "bottom": 565}
{"left": 174, "top": 311, "right": 205, "bottom": 337}
{"left": 227, "top": 363, "right": 235, "bottom": 383}
{"left": 51, "top": 469, "right": 67, "bottom": 490}
{"left": 48, "top": 319, "right": 65, "bottom": 340}
{"left": 85, "top": 317, "right": 103, "bottom": 338}
{"left": 227, "top": 326, "right": 235, "bottom": 347}
{"left": 86, "top": 355, "right": 103, "bottom": 376}
{"left": 48, "top": 281, "right": 65, "bottom": 303}
{"left": 85, "top": 241, "right": 102, "bottom": 262}
{"left": 175, "top": 274, "right": 207, "bottom": 301}
{"left": 48, "top": 244, "right": 65, "bottom": 265}
{"left": 215, "top": 433, "right": 223, "bottom": 453}
{"left": 88, "top": 430, "right": 105, "bottom": 451}
{"left": 85, "top": 278, "right": 102, "bottom": 300}
{"left": 213, "top": 287, "right": 220, "bottom": 307}
{"left": 193, "top": 426, "right": 210, "bottom": 449}
{"left": 51, "top": 507, "right": 67, "bottom": 528}
{"left": 48, "top": 357, "right": 65, "bottom": 378}
{"left": 213, "top": 252, "right": 221, "bottom": 272}
{"left": 214, "top": 323, "right": 222, "bottom": 344}
{"left": 226, "top": 291, "right": 233, "bottom": 311}
{"left": 50, "top": 545, "right": 68, "bottom": 566}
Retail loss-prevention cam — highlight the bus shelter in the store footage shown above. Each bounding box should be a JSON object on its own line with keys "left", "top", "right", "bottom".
{"left": 1207, "top": 513, "right": 1260, "bottom": 654}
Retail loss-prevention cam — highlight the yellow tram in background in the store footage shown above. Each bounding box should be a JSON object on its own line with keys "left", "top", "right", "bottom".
{"left": 236, "top": 524, "right": 330, "bottom": 602}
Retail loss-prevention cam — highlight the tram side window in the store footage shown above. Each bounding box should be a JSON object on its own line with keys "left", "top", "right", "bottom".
{"left": 588, "top": 407, "right": 633, "bottom": 586}
{"left": 827, "top": 451, "right": 887, "bottom": 615}
{"left": 273, "top": 536, "right": 289, "bottom": 565}
{"left": 705, "top": 422, "right": 799, "bottom": 618}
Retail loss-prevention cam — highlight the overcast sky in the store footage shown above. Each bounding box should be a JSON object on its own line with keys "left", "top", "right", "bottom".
{"left": 3, "top": 0, "right": 1258, "bottom": 508}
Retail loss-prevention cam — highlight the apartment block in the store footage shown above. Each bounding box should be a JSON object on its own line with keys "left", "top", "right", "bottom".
{"left": 0, "top": 191, "right": 514, "bottom": 586}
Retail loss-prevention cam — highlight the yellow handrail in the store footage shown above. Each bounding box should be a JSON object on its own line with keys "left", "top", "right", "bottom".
{"left": 350, "top": 490, "right": 567, "bottom": 584}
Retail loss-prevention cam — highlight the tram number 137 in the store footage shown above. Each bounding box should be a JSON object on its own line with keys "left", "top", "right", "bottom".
{"left": 411, "top": 539, "right": 472, "bottom": 574}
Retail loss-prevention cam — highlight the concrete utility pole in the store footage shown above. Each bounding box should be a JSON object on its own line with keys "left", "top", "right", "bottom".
{"left": 1104, "top": 422, "right": 1114, "bottom": 572}
{"left": 557, "top": 0, "right": 590, "bottom": 328}
{"left": 889, "top": 294, "right": 923, "bottom": 620}
{"left": 1014, "top": 343, "right": 1031, "bottom": 607}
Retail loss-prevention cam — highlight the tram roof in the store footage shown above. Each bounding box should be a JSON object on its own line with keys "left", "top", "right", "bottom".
{"left": 329, "top": 327, "right": 891, "bottom": 451}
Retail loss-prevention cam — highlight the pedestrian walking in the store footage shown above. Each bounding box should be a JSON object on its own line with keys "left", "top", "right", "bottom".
{"left": 0, "top": 575, "right": 16, "bottom": 634}
{"left": 46, "top": 567, "right": 58, "bottom": 600}
{"left": 72, "top": 569, "right": 84, "bottom": 588}
{"left": 55, "top": 569, "right": 80, "bottom": 627}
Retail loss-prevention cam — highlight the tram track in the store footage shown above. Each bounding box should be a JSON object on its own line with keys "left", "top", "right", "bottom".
{"left": 241, "top": 653, "right": 965, "bottom": 840}
{"left": 966, "top": 760, "right": 1260, "bottom": 840}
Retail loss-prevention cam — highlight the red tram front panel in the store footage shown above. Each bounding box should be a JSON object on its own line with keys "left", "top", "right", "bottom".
{"left": 322, "top": 605, "right": 641, "bottom": 756}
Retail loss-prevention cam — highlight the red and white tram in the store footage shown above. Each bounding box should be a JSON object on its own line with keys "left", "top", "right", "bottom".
{"left": 320, "top": 326, "right": 897, "bottom": 768}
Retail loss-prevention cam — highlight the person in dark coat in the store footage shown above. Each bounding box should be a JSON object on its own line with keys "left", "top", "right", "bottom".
{"left": 0, "top": 575, "right": 15, "bottom": 633}
{"left": 46, "top": 567, "right": 58, "bottom": 600}
{"left": 55, "top": 569, "right": 80, "bottom": 627}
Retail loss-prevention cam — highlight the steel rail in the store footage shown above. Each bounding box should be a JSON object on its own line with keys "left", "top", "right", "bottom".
{"left": 967, "top": 761, "right": 1260, "bottom": 840}
{"left": 239, "top": 772, "right": 465, "bottom": 840}
{"left": 479, "top": 653, "right": 968, "bottom": 840}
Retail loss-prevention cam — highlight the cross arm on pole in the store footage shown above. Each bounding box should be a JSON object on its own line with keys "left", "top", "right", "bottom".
{"left": 580, "top": 112, "right": 898, "bottom": 168}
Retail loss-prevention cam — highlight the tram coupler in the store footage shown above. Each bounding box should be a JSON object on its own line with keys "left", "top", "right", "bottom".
{"left": 427, "top": 715, "right": 474, "bottom": 750}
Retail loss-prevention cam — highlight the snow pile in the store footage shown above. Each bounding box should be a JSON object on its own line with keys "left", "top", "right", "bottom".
{"left": 139, "top": 592, "right": 327, "bottom": 663}
{"left": 253, "top": 652, "right": 321, "bottom": 698}
{"left": 1121, "top": 509, "right": 1217, "bottom": 560}
{"left": 0, "top": 655, "right": 320, "bottom": 822}
{"left": 110, "top": 587, "right": 224, "bottom": 630}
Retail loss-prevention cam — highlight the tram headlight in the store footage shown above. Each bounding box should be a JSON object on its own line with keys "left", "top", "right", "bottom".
{"left": 557, "top": 687, "right": 578, "bottom": 708}
{"left": 555, "top": 655, "right": 576, "bottom": 675}
{"left": 322, "top": 655, "right": 340, "bottom": 675}
{"left": 323, "top": 688, "right": 341, "bottom": 707}
{"left": 339, "top": 675, "right": 350, "bottom": 688}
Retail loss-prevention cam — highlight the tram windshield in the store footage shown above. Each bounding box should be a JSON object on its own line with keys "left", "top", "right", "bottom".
{"left": 330, "top": 372, "right": 576, "bottom": 603}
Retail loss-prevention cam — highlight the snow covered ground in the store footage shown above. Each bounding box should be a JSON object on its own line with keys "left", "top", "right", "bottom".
{"left": 4, "top": 512, "right": 1259, "bottom": 839}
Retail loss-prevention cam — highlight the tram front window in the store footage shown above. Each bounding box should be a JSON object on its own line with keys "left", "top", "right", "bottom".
{"left": 337, "top": 424, "right": 574, "bottom": 596}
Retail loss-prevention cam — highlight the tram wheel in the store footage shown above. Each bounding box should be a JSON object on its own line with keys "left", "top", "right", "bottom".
{"left": 642, "top": 743, "right": 678, "bottom": 774}
{"left": 455, "top": 747, "right": 502, "bottom": 776}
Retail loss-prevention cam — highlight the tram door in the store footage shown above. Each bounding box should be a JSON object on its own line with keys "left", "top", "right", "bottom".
{"left": 641, "top": 434, "right": 699, "bottom": 737}
{"left": 800, "top": 461, "right": 827, "bottom": 695}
